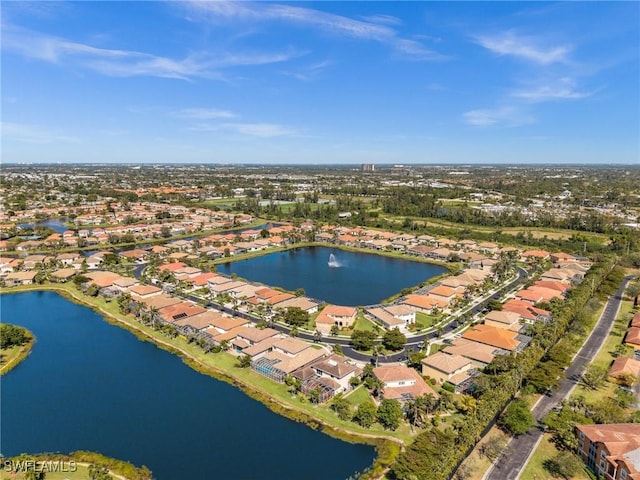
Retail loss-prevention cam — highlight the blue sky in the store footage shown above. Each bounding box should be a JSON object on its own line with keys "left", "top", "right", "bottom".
{"left": 2, "top": 1, "right": 638, "bottom": 164}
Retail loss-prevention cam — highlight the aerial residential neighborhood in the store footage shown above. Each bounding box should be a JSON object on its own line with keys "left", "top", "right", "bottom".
{"left": 1, "top": 1, "right": 639, "bottom": 480}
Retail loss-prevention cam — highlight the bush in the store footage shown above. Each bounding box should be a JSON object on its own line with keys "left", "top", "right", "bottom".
{"left": 498, "top": 399, "right": 535, "bottom": 436}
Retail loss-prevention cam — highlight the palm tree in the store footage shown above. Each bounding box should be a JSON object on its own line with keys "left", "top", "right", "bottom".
{"left": 313, "top": 329, "right": 323, "bottom": 343}
{"left": 372, "top": 344, "right": 384, "bottom": 367}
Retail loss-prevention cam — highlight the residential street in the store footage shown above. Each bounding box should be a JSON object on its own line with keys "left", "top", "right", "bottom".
{"left": 484, "top": 274, "right": 634, "bottom": 480}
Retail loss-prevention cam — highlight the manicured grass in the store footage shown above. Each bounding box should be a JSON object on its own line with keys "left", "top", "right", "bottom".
{"left": 345, "top": 385, "right": 373, "bottom": 405}
{"left": 520, "top": 434, "right": 590, "bottom": 480}
{"left": 414, "top": 311, "right": 439, "bottom": 329}
{"left": 0, "top": 330, "right": 34, "bottom": 375}
{"left": 354, "top": 312, "right": 379, "bottom": 332}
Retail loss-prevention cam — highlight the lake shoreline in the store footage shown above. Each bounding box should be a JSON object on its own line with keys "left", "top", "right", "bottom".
{"left": 0, "top": 326, "right": 35, "bottom": 376}
{"left": 0, "top": 284, "right": 403, "bottom": 479}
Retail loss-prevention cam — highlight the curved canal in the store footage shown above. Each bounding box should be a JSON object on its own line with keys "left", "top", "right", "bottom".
{"left": 1, "top": 291, "right": 375, "bottom": 479}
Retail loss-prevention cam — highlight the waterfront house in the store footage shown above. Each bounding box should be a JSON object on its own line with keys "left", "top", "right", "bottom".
{"left": 366, "top": 305, "right": 415, "bottom": 332}
{"left": 159, "top": 301, "right": 206, "bottom": 323}
{"left": 275, "top": 296, "right": 319, "bottom": 314}
{"left": 402, "top": 294, "right": 447, "bottom": 314}
{"left": 372, "top": 365, "right": 438, "bottom": 404}
{"left": 129, "top": 284, "right": 162, "bottom": 299}
{"left": 315, "top": 305, "right": 358, "bottom": 333}
{"left": 4, "top": 271, "right": 37, "bottom": 286}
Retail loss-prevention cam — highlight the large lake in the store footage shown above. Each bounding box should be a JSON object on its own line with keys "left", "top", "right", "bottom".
{"left": 218, "top": 246, "right": 447, "bottom": 306}
{"left": 1, "top": 291, "right": 375, "bottom": 479}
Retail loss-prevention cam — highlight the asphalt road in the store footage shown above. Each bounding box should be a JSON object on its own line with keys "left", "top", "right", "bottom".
{"left": 485, "top": 274, "right": 634, "bottom": 480}
{"left": 135, "top": 263, "right": 528, "bottom": 364}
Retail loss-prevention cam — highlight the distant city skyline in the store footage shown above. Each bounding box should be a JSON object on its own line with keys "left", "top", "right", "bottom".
{"left": 2, "top": 1, "right": 638, "bottom": 165}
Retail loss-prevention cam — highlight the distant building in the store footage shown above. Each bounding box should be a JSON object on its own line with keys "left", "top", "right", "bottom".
{"left": 361, "top": 163, "right": 375, "bottom": 172}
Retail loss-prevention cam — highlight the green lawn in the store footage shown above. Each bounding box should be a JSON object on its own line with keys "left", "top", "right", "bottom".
{"left": 414, "top": 311, "right": 439, "bottom": 329}
{"left": 345, "top": 385, "right": 372, "bottom": 405}
{"left": 520, "top": 434, "right": 590, "bottom": 480}
{"left": 354, "top": 312, "right": 379, "bottom": 332}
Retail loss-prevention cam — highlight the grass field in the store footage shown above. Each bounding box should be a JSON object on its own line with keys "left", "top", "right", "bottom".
{"left": 0, "top": 335, "right": 34, "bottom": 375}
{"left": 519, "top": 434, "right": 590, "bottom": 480}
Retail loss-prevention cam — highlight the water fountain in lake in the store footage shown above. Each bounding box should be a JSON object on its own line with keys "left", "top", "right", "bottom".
{"left": 328, "top": 253, "right": 342, "bottom": 268}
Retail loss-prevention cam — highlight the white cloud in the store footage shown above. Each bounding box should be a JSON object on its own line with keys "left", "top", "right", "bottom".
{"left": 475, "top": 31, "right": 570, "bottom": 65}
{"left": 190, "top": 122, "right": 296, "bottom": 137}
{"left": 463, "top": 106, "right": 534, "bottom": 127}
{"left": 183, "top": 1, "right": 444, "bottom": 60}
{"left": 359, "top": 14, "right": 403, "bottom": 27}
{"left": 173, "top": 108, "right": 238, "bottom": 120}
{"left": 2, "top": 24, "right": 302, "bottom": 80}
{"left": 511, "top": 78, "right": 596, "bottom": 102}
{"left": 2, "top": 122, "right": 80, "bottom": 143}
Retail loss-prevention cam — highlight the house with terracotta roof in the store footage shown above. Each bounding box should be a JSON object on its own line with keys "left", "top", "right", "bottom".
{"left": 575, "top": 423, "right": 640, "bottom": 480}
{"left": 315, "top": 304, "right": 358, "bottom": 333}
{"left": 631, "top": 314, "right": 640, "bottom": 329}
{"left": 172, "top": 311, "right": 230, "bottom": 332}
{"left": 609, "top": 357, "right": 640, "bottom": 384}
{"left": 50, "top": 268, "right": 77, "bottom": 282}
{"left": 119, "top": 249, "right": 149, "bottom": 263}
{"left": 366, "top": 305, "right": 415, "bottom": 332}
{"left": 158, "top": 261, "right": 187, "bottom": 273}
{"left": 625, "top": 327, "right": 640, "bottom": 350}
{"left": 129, "top": 284, "right": 162, "bottom": 299}
{"left": 252, "top": 346, "right": 327, "bottom": 383}
{"left": 402, "top": 294, "right": 447, "bottom": 314}
{"left": 484, "top": 310, "right": 524, "bottom": 332}
{"left": 443, "top": 338, "right": 504, "bottom": 366}
{"left": 426, "top": 285, "right": 458, "bottom": 304}
{"left": 462, "top": 324, "right": 524, "bottom": 352}
{"left": 159, "top": 301, "right": 206, "bottom": 323}
{"left": 4, "top": 271, "right": 37, "bottom": 285}
{"left": 136, "top": 293, "right": 182, "bottom": 310}
{"left": 502, "top": 299, "right": 551, "bottom": 324}
{"left": 84, "top": 271, "right": 123, "bottom": 288}
{"left": 275, "top": 296, "right": 320, "bottom": 314}
{"left": 373, "top": 364, "right": 438, "bottom": 404}
{"left": 516, "top": 286, "right": 564, "bottom": 304}
{"left": 521, "top": 250, "right": 550, "bottom": 262}
{"left": 421, "top": 352, "right": 475, "bottom": 386}
{"left": 111, "top": 277, "right": 139, "bottom": 291}
{"left": 297, "top": 354, "right": 362, "bottom": 393}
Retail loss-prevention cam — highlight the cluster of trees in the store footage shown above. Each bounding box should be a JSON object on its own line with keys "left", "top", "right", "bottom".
{"left": 389, "top": 257, "right": 619, "bottom": 480}
{"left": 0, "top": 323, "right": 32, "bottom": 349}
{"left": 330, "top": 394, "right": 405, "bottom": 431}
{"left": 350, "top": 328, "right": 407, "bottom": 352}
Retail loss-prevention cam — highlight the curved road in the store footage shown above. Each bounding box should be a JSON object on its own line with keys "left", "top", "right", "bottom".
{"left": 484, "top": 274, "right": 635, "bottom": 480}
{"left": 136, "top": 263, "right": 528, "bottom": 364}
